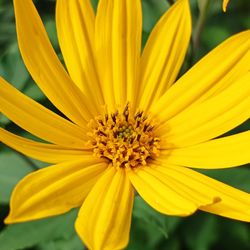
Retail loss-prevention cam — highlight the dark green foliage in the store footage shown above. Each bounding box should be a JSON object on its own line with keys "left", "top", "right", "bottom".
{"left": 0, "top": 0, "right": 249, "bottom": 249}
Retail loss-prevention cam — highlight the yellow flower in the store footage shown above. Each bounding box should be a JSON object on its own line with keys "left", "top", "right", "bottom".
{"left": 0, "top": 0, "right": 250, "bottom": 249}
{"left": 223, "top": 0, "right": 230, "bottom": 12}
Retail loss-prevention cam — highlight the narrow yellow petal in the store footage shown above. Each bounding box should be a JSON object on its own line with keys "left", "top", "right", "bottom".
{"left": 139, "top": 0, "right": 191, "bottom": 111}
{"left": 0, "top": 77, "right": 87, "bottom": 148}
{"left": 157, "top": 73, "right": 250, "bottom": 147}
{"left": 157, "top": 165, "right": 250, "bottom": 222}
{"left": 5, "top": 157, "right": 107, "bottom": 224}
{"left": 151, "top": 31, "right": 250, "bottom": 121}
{"left": 13, "top": 0, "right": 97, "bottom": 125}
{"left": 160, "top": 131, "right": 250, "bottom": 169}
{"left": 75, "top": 168, "right": 134, "bottom": 250}
{"left": 154, "top": 164, "right": 250, "bottom": 221}
{"left": 95, "top": 0, "right": 142, "bottom": 111}
{"left": 0, "top": 128, "right": 92, "bottom": 164}
{"left": 128, "top": 166, "right": 200, "bottom": 216}
{"left": 56, "top": 0, "right": 104, "bottom": 110}
{"left": 141, "top": 165, "right": 220, "bottom": 207}
{"left": 223, "top": 0, "right": 230, "bottom": 12}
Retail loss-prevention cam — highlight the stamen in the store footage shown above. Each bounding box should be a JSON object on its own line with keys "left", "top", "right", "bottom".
{"left": 88, "top": 104, "right": 160, "bottom": 169}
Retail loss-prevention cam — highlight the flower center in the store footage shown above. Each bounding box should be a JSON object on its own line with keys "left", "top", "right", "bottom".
{"left": 88, "top": 105, "right": 160, "bottom": 168}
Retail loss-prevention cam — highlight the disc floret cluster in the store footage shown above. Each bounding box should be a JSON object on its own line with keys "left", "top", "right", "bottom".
{"left": 88, "top": 105, "right": 160, "bottom": 168}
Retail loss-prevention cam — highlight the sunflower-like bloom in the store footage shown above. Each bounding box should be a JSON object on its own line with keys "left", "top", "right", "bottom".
{"left": 223, "top": 0, "right": 230, "bottom": 12}
{"left": 0, "top": 0, "right": 250, "bottom": 249}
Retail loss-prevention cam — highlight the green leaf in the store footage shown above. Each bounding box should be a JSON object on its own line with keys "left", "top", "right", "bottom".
{"left": 133, "top": 197, "right": 168, "bottom": 238}
{"left": 204, "top": 216, "right": 250, "bottom": 250}
{"left": 44, "top": 19, "right": 59, "bottom": 50}
{"left": 199, "top": 167, "right": 250, "bottom": 193}
{"left": 37, "top": 235, "right": 84, "bottom": 250}
{"left": 0, "top": 151, "right": 33, "bottom": 203}
{"left": 23, "top": 81, "right": 46, "bottom": 101}
{"left": 182, "top": 213, "right": 219, "bottom": 250}
{"left": 202, "top": 25, "right": 231, "bottom": 49}
{"left": 142, "top": 0, "right": 169, "bottom": 33}
{"left": 243, "top": 16, "right": 250, "bottom": 29}
{"left": 90, "top": 0, "right": 99, "bottom": 11}
{"left": 217, "top": 220, "right": 250, "bottom": 249}
{"left": 0, "top": 43, "right": 29, "bottom": 90}
{"left": 0, "top": 209, "right": 79, "bottom": 250}
{"left": 0, "top": 114, "right": 10, "bottom": 127}
{"left": 132, "top": 196, "right": 181, "bottom": 248}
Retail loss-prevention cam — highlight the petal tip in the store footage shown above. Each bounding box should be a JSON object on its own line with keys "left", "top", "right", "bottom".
{"left": 223, "top": 0, "right": 230, "bottom": 12}
{"left": 4, "top": 215, "right": 14, "bottom": 224}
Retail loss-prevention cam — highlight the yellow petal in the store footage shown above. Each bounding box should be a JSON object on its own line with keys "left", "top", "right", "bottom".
{"left": 13, "top": 0, "right": 97, "bottom": 125}
{"left": 223, "top": 0, "right": 230, "bottom": 12}
{"left": 160, "top": 131, "right": 250, "bottom": 169}
{"left": 138, "top": 165, "right": 220, "bottom": 207}
{"left": 158, "top": 165, "right": 250, "bottom": 222}
{"left": 0, "top": 77, "right": 87, "bottom": 148}
{"left": 56, "top": 0, "right": 104, "bottom": 110}
{"left": 139, "top": 0, "right": 191, "bottom": 111}
{"left": 128, "top": 166, "right": 200, "bottom": 216}
{"left": 95, "top": 0, "right": 142, "bottom": 111}
{"left": 75, "top": 167, "right": 134, "bottom": 250}
{"left": 0, "top": 128, "right": 92, "bottom": 164}
{"left": 151, "top": 31, "right": 250, "bottom": 122}
{"left": 157, "top": 72, "right": 250, "bottom": 147}
{"left": 5, "top": 157, "right": 107, "bottom": 224}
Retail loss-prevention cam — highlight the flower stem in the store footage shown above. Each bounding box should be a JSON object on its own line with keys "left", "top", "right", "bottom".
{"left": 192, "top": 0, "right": 210, "bottom": 60}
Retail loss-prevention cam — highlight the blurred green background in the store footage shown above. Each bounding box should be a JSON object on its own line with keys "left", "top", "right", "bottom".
{"left": 0, "top": 0, "right": 250, "bottom": 249}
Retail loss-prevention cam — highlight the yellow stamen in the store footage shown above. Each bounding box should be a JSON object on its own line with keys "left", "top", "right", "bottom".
{"left": 88, "top": 104, "right": 160, "bottom": 168}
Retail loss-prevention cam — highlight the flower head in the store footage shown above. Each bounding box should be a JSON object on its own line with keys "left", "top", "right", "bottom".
{"left": 88, "top": 105, "right": 160, "bottom": 168}
{"left": 0, "top": 0, "right": 250, "bottom": 249}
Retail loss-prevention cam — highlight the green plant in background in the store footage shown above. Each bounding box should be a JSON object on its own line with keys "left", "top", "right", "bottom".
{"left": 0, "top": 0, "right": 249, "bottom": 249}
